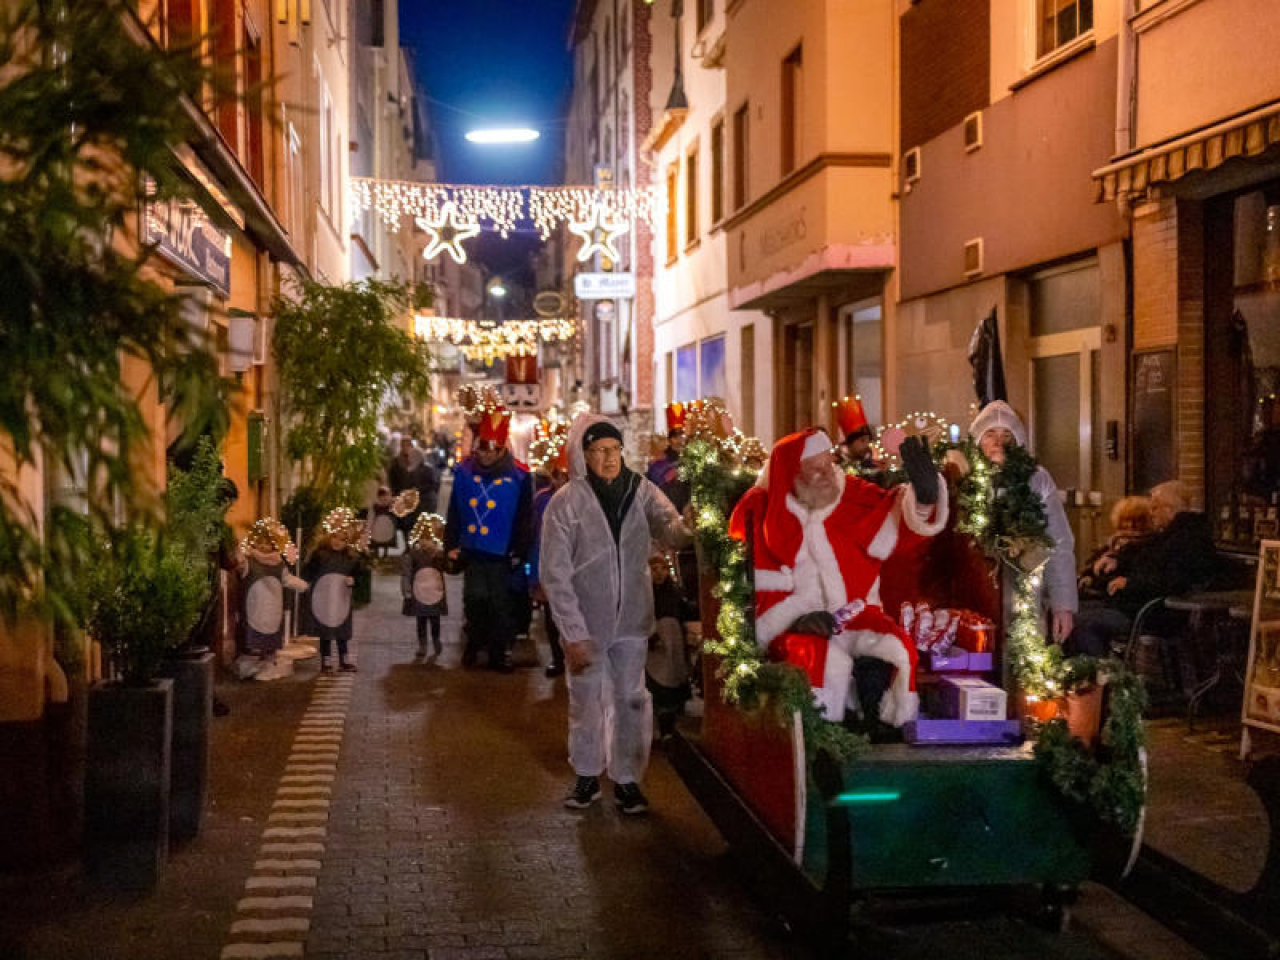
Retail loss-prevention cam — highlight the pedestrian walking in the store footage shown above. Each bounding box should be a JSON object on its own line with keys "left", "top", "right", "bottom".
{"left": 402, "top": 512, "right": 448, "bottom": 659}
{"left": 445, "top": 406, "right": 534, "bottom": 672}
{"left": 303, "top": 507, "right": 368, "bottom": 673}
{"left": 540, "top": 413, "right": 692, "bottom": 815}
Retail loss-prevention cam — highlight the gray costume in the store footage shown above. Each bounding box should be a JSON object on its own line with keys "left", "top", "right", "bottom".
{"left": 540, "top": 414, "right": 690, "bottom": 784}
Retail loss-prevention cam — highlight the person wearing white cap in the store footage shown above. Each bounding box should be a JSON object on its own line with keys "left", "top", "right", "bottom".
{"left": 968, "top": 401, "right": 1077, "bottom": 645}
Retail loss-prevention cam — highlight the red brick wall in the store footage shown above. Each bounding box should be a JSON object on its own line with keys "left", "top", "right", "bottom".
{"left": 632, "top": 0, "right": 654, "bottom": 410}
{"left": 900, "top": 0, "right": 990, "bottom": 152}
{"left": 1131, "top": 195, "right": 1206, "bottom": 506}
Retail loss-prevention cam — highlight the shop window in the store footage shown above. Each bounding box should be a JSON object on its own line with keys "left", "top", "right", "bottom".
{"left": 1037, "top": 0, "right": 1093, "bottom": 59}
{"left": 841, "top": 300, "right": 883, "bottom": 428}
{"left": 700, "top": 335, "right": 726, "bottom": 400}
{"left": 1206, "top": 187, "right": 1280, "bottom": 550}
{"left": 676, "top": 344, "right": 698, "bottom": 402}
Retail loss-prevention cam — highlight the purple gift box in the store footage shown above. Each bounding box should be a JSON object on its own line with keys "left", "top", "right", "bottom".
{"left": 904, "top": 718, "right": 1023, "bottom": 745}
{"left": 927, "top": 648, "right": 969, "bottom": 672}
{"left": 964, "top": 650, "right": 993, "bottom": 672}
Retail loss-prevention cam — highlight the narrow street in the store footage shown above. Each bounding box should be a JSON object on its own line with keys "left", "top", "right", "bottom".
{"left": 1, "top": 571, "right": 1205, "bottom": 960}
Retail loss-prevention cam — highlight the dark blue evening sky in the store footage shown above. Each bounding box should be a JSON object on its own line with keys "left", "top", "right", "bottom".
{"left": 400, "top": 1, "right": 577, "bottom": 187}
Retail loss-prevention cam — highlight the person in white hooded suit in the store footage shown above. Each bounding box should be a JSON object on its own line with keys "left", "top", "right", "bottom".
{"left": 540, "top": 413, "right": 691, "bottom": 815}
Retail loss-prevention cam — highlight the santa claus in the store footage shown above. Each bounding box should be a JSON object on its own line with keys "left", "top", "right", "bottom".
{"left": 729, "top": 429, "right": 947, "bottom": 726}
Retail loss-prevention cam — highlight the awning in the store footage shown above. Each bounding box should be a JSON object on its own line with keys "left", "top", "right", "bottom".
{"left": 1093, "top": 99, "right": 1280, "bottom": 202}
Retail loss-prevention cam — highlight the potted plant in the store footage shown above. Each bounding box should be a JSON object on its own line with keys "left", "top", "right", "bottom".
{"left": 83, "top": 526, "right": 206, "bottom": 890}
{"left": 159, "top": 439, "right": 232, "bottom": 842}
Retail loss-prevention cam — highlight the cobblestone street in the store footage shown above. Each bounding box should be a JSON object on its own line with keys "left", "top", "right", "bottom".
{"left": 0, "top": 572, "right": 1207, "bottom": 959}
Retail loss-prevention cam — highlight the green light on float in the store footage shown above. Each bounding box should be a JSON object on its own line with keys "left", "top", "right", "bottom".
{"left": 834, "top": 790, "right": 902, "bottom": 806}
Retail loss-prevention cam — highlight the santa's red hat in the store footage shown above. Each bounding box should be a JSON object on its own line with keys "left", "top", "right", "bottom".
{"left": 833, "top": 396, "right": 871, "bottom": 441}
{"left": 477, "top": 408, "right": 511, "bottom": 449}
{"left": 753, "top": 428, "right": 833, "bottom": 561}
{"left": 665, "top": 402, "right": 687, "bottom": 433}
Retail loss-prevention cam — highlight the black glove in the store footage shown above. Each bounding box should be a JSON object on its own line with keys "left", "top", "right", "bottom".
{"left": 788, "top": 611, "right": 838, "bottom": 637}
{"left": 899, "top": 435, "right": 939, "bottom": 506}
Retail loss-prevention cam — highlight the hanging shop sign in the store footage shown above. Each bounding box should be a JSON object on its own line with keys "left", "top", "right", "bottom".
{"left": 533, "top": 289, "right": 566, "bottom": 318}
{"left": 574, "top": 272, "right": 635, "bottom": 300}
{"left": 144, "top": 196, "right": 232, "bottom": 298}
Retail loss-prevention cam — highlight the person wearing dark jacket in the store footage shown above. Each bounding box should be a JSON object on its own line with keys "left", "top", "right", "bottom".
{"left": 1066, "top": 481, "right": 1219, "bottom": 656}
{"left": 445, "top": 408, "right": 533, "bottom": 672}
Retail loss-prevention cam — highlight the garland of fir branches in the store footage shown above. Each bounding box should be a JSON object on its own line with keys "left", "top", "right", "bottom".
{"left": 951, "top": 439, "right": 1147, "bottom": 835}
{"left": 680, "top": 439, "right": 865, "bottom": 763}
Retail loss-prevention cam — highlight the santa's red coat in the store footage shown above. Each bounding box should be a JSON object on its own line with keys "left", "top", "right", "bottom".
{"left": 728, "top": 432, "right": 947, "bottom": 725}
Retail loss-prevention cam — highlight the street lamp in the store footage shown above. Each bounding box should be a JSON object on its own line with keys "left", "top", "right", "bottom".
{"left": 464, "top": 127, "right": 540, "bottom": 144}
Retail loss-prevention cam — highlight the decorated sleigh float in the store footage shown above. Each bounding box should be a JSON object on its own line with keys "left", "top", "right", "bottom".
{"left": 666, "top": 412, "right": 1146, "bottom": 952}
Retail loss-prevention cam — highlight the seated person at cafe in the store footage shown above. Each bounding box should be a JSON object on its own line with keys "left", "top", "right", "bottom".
{"left": 1065, "top": 480, "right": 1219, "bottom": 657}
{"left": 1077, "top": 496, "right": 1153, "bottom": 601}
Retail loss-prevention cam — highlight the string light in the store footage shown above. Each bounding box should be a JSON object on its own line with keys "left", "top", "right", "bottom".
{"left": 416, "top": 201, "right": 481, "bottom": 264}
{"left": 567, "top": 204, "right": 630, "bottom": 262}
{"left": 414, "top": 315, "right": 577, "bottom": 364}
{"left": 348, "top": 177, "right": 660, "bottom": 240}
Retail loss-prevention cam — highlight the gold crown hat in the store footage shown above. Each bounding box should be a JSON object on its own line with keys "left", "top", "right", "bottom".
{"left": 241, "top": 518, "right": 296, "bottom": 564}
{"left": 409, "top": 512, "right": 445, "bottom": 548}
{"left": 392, "top": 488, "right": 420, "bottom": 517}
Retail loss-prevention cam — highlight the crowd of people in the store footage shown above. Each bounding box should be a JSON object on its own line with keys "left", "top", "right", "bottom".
{"left": 223, "top": 388, "right": 1226, "bottom": 818}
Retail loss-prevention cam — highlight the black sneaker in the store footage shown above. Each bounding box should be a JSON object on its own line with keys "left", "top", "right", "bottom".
{"left": 545, "top": 662, "right": 565, "bottom": 678}
{"left": 563, "top": 775, "right": 601, "bottom": 809}
{"left": 614, "top": 782, "right": 649, "bottom": 815}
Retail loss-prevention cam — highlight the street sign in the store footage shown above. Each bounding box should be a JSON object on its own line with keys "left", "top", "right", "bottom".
{"left": 575, "top": 272, "right": 636, "bottom": 299}
{"left": 533, "top": 289, "right": 565, "bottom": 318}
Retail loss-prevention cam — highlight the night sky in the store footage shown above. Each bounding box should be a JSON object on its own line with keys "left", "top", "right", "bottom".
{"left": 399, "top": 1, "right": 578, "bottom": 286}
{"left": 399, "top": 0, "right": 577, "bottom": 188}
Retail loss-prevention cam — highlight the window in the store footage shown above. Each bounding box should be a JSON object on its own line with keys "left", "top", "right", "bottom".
{"left": 675, "top": 344, "right": 698, "bottom": 402}
{"left": 665, "top": 162, "right": 679, "bottom": 264}
{"left": 244, "top": 18, "right": 264, "bottom": 187}
{"left": 696, "top": 0, "right": 714, "bottom": 36}
{"left": 840, "top": 300, "right": 883, "bottom": 429}
{"left": 700, "top": 335, "right": 726, "bottom": 401}
{"left": 685, "top": 144, "right": 699, "bottom": 247}
{"left": 318, "top": 76, "right": 334, "bottom": 218}
{"left": 165, "top": 0, "right": 199, "bottom": 49}
{"left": 1037, "top": 0, "right": 1093, "bottom": 58}
{"left": 732, "top": 103, "right": 749, "bottom": 210}
{"left": 781, "top": 44, "right": 803, "bottom": 177}
{"left": 211, "top": 0, "right": 238, "bottom": 149}
{"left": 282, "top": 110, "right": 303, "bottom": 239}
{"left": 710, "top": 118, "right": 724, "bottom": 224}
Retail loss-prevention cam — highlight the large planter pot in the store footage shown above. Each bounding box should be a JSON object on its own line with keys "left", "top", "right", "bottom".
{"left": 85, "top": 679, "right": 173, "bottom": 891}
{"left": 158, "top": 649, "right": 213, "bottom": 844}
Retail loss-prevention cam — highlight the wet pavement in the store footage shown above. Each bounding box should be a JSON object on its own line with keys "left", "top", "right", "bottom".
{"left": 0, "top": 570, "right": 1209, "bottom": 959}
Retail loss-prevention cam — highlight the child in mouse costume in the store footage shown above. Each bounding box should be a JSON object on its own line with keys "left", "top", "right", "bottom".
{"left": 303, "top": 507, "right": 369, "bottom": 673}
{"left": 402, "top": 512, "right": 448, "bottom": 658}
{"left": 238, "top": 518, "right": 307, "bottom": 680}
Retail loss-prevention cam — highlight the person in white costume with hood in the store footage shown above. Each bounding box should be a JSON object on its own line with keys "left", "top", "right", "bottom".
{"left": 540, "top": 413, "right": 692, "bottom": 815}
{"left": 968, "top": 401, "right": 1077, "bottom": 644}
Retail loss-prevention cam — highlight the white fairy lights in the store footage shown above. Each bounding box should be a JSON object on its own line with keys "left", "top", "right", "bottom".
{"left": 349, "top": 177, "right": 660, "bottom": 240}
{"left": 413, "top": 315, "right": 577, "bottom": 364}
{"left": 567, "top": 204, "right": 630, "bottom": 263}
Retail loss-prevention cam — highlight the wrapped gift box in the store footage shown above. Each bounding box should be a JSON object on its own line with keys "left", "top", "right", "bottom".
{"left": 927, "top": 648, "right": 969, "bottom": 672}
{"left": 904, "top": 718, "right": 1023, "bottom": 745}
{"left": 940, "top": 676, "right": 1008, "bottom": 721}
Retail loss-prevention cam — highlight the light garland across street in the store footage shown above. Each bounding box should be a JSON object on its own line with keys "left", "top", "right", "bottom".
{"left": 414, "top": 314, "right": 577, "bottom": 363}
{"left": 349, "top": 177, "right": 660, "bottom": 241}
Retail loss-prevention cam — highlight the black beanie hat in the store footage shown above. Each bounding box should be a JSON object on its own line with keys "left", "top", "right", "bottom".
{"left": 582, "top": 421, "right": 624, "bottom": 451}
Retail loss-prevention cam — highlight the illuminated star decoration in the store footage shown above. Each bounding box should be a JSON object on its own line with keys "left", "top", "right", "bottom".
{"left": 416, "top": 201, "right": 481, "bottom": 264}
{"left": 568, "top": 205, "right": 630, "bottom": 263}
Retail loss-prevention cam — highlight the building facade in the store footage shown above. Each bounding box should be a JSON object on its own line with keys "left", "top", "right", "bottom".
{"left": 644, "top": 0, "right": 771, "bottom": 440}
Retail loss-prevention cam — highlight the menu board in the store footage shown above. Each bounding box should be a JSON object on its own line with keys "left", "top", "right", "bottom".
{"left": 1132, "top": 350, "right": 1176, "bottom": 494}
{"left": 1242, "top": 541, "right": 1280, "bottom": 751}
